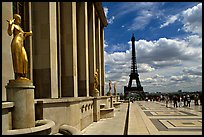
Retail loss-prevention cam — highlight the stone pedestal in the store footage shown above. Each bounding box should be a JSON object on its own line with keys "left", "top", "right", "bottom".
{"left": 6, "top": 79, "right": 35, "bottom": 129}
{"left": 93, "top": 89, "right": 99, "bottom": 97}
{"left": 107, "top": 92, "right": 112, "bottom": 96}
{"left": 93, "top": 97, "right": 100, "bottom": 122}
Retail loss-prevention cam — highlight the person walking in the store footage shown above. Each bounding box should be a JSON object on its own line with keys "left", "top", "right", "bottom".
{"left": 183, "top": 95, "right": 187, "bottom": 107}
{"left": 178, "top": 96, "right": 182, "bottom": 107}
{"left": 165, "top": 96, "right": 169, "bottom": 108}
{"left": 187, "top": 95, "right": 191, "bottom": 107}
{"left": 194, "top": 94, "right": 199, "bottom": 105}
{"left": 173, "top": 95, "right": 178, "bottom": 108}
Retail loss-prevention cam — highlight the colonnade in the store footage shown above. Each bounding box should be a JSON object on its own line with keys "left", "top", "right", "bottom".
{"left": 2, "top": 2, "right": 107, "bottom": 101}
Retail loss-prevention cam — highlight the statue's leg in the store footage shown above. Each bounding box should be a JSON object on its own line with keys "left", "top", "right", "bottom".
{"left": 19, "top": 73, "right": 28, "bottom": 78}
{"left": 15, "top": 73, "right": 21, "bottom": 79}
{"left": 22, "top": 73, "right": 26, "bottom": 77}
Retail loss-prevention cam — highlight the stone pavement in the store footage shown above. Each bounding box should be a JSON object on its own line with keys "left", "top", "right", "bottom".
{"left": 81, "top": 102, "right": 128, "bottom": 135}
{"left": 81, "top": 100, "right": 202, "bottom": 135}
{"left": 129, "top": 101, "right": 202, "bottom": 135}
{"left": 128, "top": 101, "right": 158, "bottom": 135}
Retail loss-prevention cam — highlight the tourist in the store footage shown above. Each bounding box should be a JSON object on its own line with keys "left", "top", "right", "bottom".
{"left": 187, "top": 94, "right": 191, "bottom": 107}
{"left": 194, "top": 94, "right": 199, "bottom": 105}
{"left": 178, "top": 96, "right": 182, "bottom": 107}
{"left": 165, "top": 96, "right": 169, "bottom": 108}
{"left": 173, "top": 95, "right": 178, "bottom": 108}
{"left": 183, "top": 95, "right": 187, "bottom": 107}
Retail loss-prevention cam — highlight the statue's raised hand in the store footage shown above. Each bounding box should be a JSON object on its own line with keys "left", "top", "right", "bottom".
{"left": 6, "top": 19, "right": 15, "bottom": 25}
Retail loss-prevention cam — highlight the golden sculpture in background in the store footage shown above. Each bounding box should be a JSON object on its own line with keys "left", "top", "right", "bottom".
{"left": 108, "top": 80, "right": 112, "bottom": 96}
{"left": 7, "top": 14, "right": 32, "bottom": 80}
{"left": 114, "top": 82, "right": 116, "bottom": 95}
{"left": 94, "top": 69, "right": 99, "bottom": 90}
{"left": 93, "top": 69, "right": 99, "bottom": 97}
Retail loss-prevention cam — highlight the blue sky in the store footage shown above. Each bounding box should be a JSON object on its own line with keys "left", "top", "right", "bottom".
{"left": 102, "top": 2, "right": 202, "bottom": 94}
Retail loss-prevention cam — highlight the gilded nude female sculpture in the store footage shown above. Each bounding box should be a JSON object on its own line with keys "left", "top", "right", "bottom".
{"left": 94, "top": 69, "right": 99, "bottom": 90}
{"left": 7, "top": 14, "right": 32, "bottom": 80}
{"left": 114, "top": 82, "right": 116, "bottom": 95}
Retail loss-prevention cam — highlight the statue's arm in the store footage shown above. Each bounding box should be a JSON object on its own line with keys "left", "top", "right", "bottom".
{"left": 7, "top": 19, "right": 14, "bottom": 36}
{"left": 24, "top": 31, "right": 32, "bottom": 38}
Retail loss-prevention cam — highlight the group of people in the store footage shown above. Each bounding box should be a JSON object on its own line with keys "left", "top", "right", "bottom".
{"left": 165, "top": 94, "right": 193, "bottom": 108}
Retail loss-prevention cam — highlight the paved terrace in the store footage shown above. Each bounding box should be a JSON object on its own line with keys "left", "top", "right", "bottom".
{"left": 81, "top": 102, "right": 128, "bottom": 135}
{"left": 81, "top": 100, "right": 202, "bottom": 135}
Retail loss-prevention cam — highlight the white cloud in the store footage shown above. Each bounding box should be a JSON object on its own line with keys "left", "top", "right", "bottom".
{"left": 107, "top": 16, "right": 115, "bottom": 24}
{"left": 170, "top": 74, "right": 200, "bottom": 83}
{"left": 160, "top": 14, "right": 179, "bottom": 28}
{"left": 103, "top": 6, "right": 115, "bottom": 25}
{"left": 141, "top": 77, "right": 156, "bottom": 83}
{"left": 103, "top": 7, "right": 108, "bottom": 18}
{"left": 182, "top": 3, "right": 202, "bottom": 36}
{"left": 185, "top": 35, "right": 202, "bottom": 48}
{"left": 128, "top": 12, "right": 152, "bottom": 31}
{"left": 104, "top": 34, "right": 202, "bottom": 93}
{"left": 103, "top": 2, "right": 202, "bottom": 94}
{"left": 136, "top": 37, "right": 202, "bottom": 65}
{"left": 109, "top": 2, "right": 162, "bottom": 31}
{"left": 114, "top": 2, "right": 158, "bottom": 18}
{"left": 152, "top": 74, "right": 164, "bottom": 79}
{"left": 138, "top": 63, "right": 155, "bottom": 73}
{"left": 152, "top": 60, "right": 182, "bottom": 68}
{"left": 182, "top": 66, "right": 202, "bottom": 76}
{"left": 159, "top": 3, "right": 202, "bottom": 36}
{"left": 104, "top": 40, "right": 108, "bottom": 48}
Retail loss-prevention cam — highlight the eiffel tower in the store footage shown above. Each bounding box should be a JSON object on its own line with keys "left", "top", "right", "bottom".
{"left": 124, "top": 34, "right": 144, "bottom": 100}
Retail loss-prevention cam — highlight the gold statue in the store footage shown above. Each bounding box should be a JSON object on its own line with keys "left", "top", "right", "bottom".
{"left": 94, "top": 69, "right": 99, "bottom": 90}
{"left": 114, "top": 82, "right": 116, "bottom": 95}
{"left": 7, "top": 14, "right": 32, "bottom": 80}
{"left": 108, "top": 80, "right": 112, "bottom": 95}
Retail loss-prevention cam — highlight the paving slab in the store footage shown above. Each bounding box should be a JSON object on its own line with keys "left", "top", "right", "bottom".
{"left": 81, "top": 100, "right": 202, "bottom": 135}
{"left": 81, "top": 102, "right": 128, "bottom": 135}
{"left": 133, "top": 101, "right": 202, "bottom": 135}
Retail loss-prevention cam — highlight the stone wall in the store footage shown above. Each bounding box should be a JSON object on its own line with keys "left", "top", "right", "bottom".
{"left": 2, "top": 102, "right": 14, "bottom": 134}
{"left": 34, "top": 97, "right": 94, "bottom": 134}
{"left": 2, "top": 95, "right": 114, "bottom": 134}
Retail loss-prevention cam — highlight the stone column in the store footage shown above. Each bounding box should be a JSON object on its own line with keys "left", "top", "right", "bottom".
{"left": 49, "top": 3, "right": 58, "bottom": 98}
{"left": 110, "top": 96, "right": 113, "bottom": 108}
{"left": 88, "top": 3, "right": 96, "bottom": 97}
{"left": 93, "top": 97, "right": 100, "bottom": 122}
{"left": 76, "top": 2, "right": 89, "bottom": 97}
{"left": 95, "top": 16, "right": 102, "bottom": 96}
{"left": 101, "top": 27, "right": 105, "bottom": 96}
{"left": 56, "top": 2, "right": 62, "bottom": 98}
{"left": 6, "top": 80, "right": 35, "bottom": 129}
{"left": 2, "top": 2, "right": 13, "bottom": 101}
{"left": 60, "top": 2, "right": 78, "bottom": 97}
{"left": 32, "top": 2, "right": 58, "bottom": 98}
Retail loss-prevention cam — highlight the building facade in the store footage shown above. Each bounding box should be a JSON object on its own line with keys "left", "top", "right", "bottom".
{"left": 2, "top": 2, "right": 120, "bottom": 135}
{"left": 2, "top": 2, "right": 107, "bottom": 100}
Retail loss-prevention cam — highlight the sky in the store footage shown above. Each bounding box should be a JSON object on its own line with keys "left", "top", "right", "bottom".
{"left": 102, "top": 2, "right": 202, "bottom": 94}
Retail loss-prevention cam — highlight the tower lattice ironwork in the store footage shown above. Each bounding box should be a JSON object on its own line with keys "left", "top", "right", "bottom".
{"left": 128, "top": 34, "right": 142, "bottom": 88}
{"left": 124, "top": 34, "right": 144, "bottom": 99}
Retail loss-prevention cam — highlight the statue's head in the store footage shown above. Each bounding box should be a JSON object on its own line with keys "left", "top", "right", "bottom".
{"left": 14, "top": 14, "right": 21, "bottom": 25}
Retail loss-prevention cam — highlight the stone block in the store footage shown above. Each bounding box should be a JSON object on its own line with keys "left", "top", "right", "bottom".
{"left": 100, "top": 107, "right": 114, "bottom": 119}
